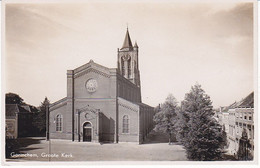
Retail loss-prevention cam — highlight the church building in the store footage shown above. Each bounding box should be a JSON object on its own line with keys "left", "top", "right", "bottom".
{"left": 49, "top": 29, "right": 155, "bottom": 144}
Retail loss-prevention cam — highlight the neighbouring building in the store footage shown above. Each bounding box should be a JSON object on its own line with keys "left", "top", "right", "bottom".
{"left": 228, "top": 107, "right": 237, "bottom": 155}
{"left": 233, "top": 92, "right": 254, "bottom": 158}
{"left": 49, "top": 28, "right": 155, "bottom": 144}
{"left": 218, "top": 107, "right": 229, "bottom": 134}
{"left": 5, "top": 104, "right": 36, "bottom": 139}
{"left": 222, "top": 92, "right": 254, "bottom": 158}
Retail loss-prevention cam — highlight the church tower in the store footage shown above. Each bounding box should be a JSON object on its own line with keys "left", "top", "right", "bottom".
{"left": 117, "top": 28, "right": 140, "bottom": 87}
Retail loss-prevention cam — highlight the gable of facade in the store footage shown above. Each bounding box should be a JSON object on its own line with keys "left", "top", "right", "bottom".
{"left": 71, "top": 60, "right": 117, "bottom": 99}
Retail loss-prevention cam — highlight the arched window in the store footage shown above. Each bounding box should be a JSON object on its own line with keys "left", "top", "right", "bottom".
{"left": 134, "top": 61, "right": 137, "bottom": 72}
{"left": 123, "top": 115, "right": 129, "bottom": 133}
{"left": 127, "top": 58, "right": 131, "bottom": 78}
{"left": 56, "top": 114, "right": 62, "bottom": 132}
{"left": 121, "top": 57, "right": 125, "bottom": 76}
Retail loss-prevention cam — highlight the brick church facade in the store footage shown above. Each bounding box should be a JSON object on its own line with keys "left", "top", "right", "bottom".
{"left": 49, "top": 29, "right": 155, "bottom": 143}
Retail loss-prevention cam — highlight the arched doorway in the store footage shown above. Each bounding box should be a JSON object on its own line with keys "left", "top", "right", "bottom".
{"left": 83, "top": 122, "right": 92, "bottom": 142}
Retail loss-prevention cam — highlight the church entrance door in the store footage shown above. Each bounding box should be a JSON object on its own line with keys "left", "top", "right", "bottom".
{"left": 83, "top": 122, "right": 92, "bottom": 142}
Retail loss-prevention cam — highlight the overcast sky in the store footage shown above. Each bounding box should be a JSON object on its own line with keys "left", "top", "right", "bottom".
{"left": 5, "top": 1, "right": 254, "bottom": 108}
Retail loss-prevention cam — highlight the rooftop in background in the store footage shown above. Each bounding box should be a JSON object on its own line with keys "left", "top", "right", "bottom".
{"left": 6, "top": 104, "right": 38, "bottom": 117}
{"left": 219, "top": 92, "right": 254, "bottom": 112}
{"left": 236, "top": 92, "right": 254, "bottom": 108}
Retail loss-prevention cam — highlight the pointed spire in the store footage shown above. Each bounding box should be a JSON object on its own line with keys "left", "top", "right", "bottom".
{"left": 121, "top": 28, "right": 133, "bottom": 49}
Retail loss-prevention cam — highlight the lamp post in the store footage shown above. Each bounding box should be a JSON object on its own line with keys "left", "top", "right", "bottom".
{"left": 46, "top": 104, "right": 49, "bottom": 141}
{"left": 45, "top": 103, "right": 51, "bottom": 161}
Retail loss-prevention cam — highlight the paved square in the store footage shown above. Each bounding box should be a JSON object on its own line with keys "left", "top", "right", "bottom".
{"left": 7, "top": 137, "right": 187, "bottom": 161}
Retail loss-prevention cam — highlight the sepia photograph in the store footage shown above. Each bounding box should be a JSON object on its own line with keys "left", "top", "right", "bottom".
{"left": 2, "top": 0, "right": 258, "bottom": 165}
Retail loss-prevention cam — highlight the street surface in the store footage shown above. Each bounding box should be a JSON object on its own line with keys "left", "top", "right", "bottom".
{"left": 6, "top": 131, "right": 187, "bottom": 161}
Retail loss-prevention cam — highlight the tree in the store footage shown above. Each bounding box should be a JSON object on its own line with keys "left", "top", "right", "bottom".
{"left": 221, "top": 124, "right": 228, "bottom": 149}
{"left": 32, "top": 97, "right": 50, "bottom": 136}
{"left": 153, "top": 94, "right": 178, "bottom": 144}
{"left": 6, "top": 93, "right": 25, "bottom": 105}
{"left": 175, "top": 103, "right": 190, "bottom": 145}
{"left": 237, "top": 129, "right": 253, "bottom": 160}
{"left": 179, "top": 84, "right": 227, "bottom": 160}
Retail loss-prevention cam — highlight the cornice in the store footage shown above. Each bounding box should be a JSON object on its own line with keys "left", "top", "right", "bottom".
{"left": 118, "top": 97, "right": 139, "bottom": 112}
{"left": 74, "top": 67, "right": 110, "bottom": 79}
